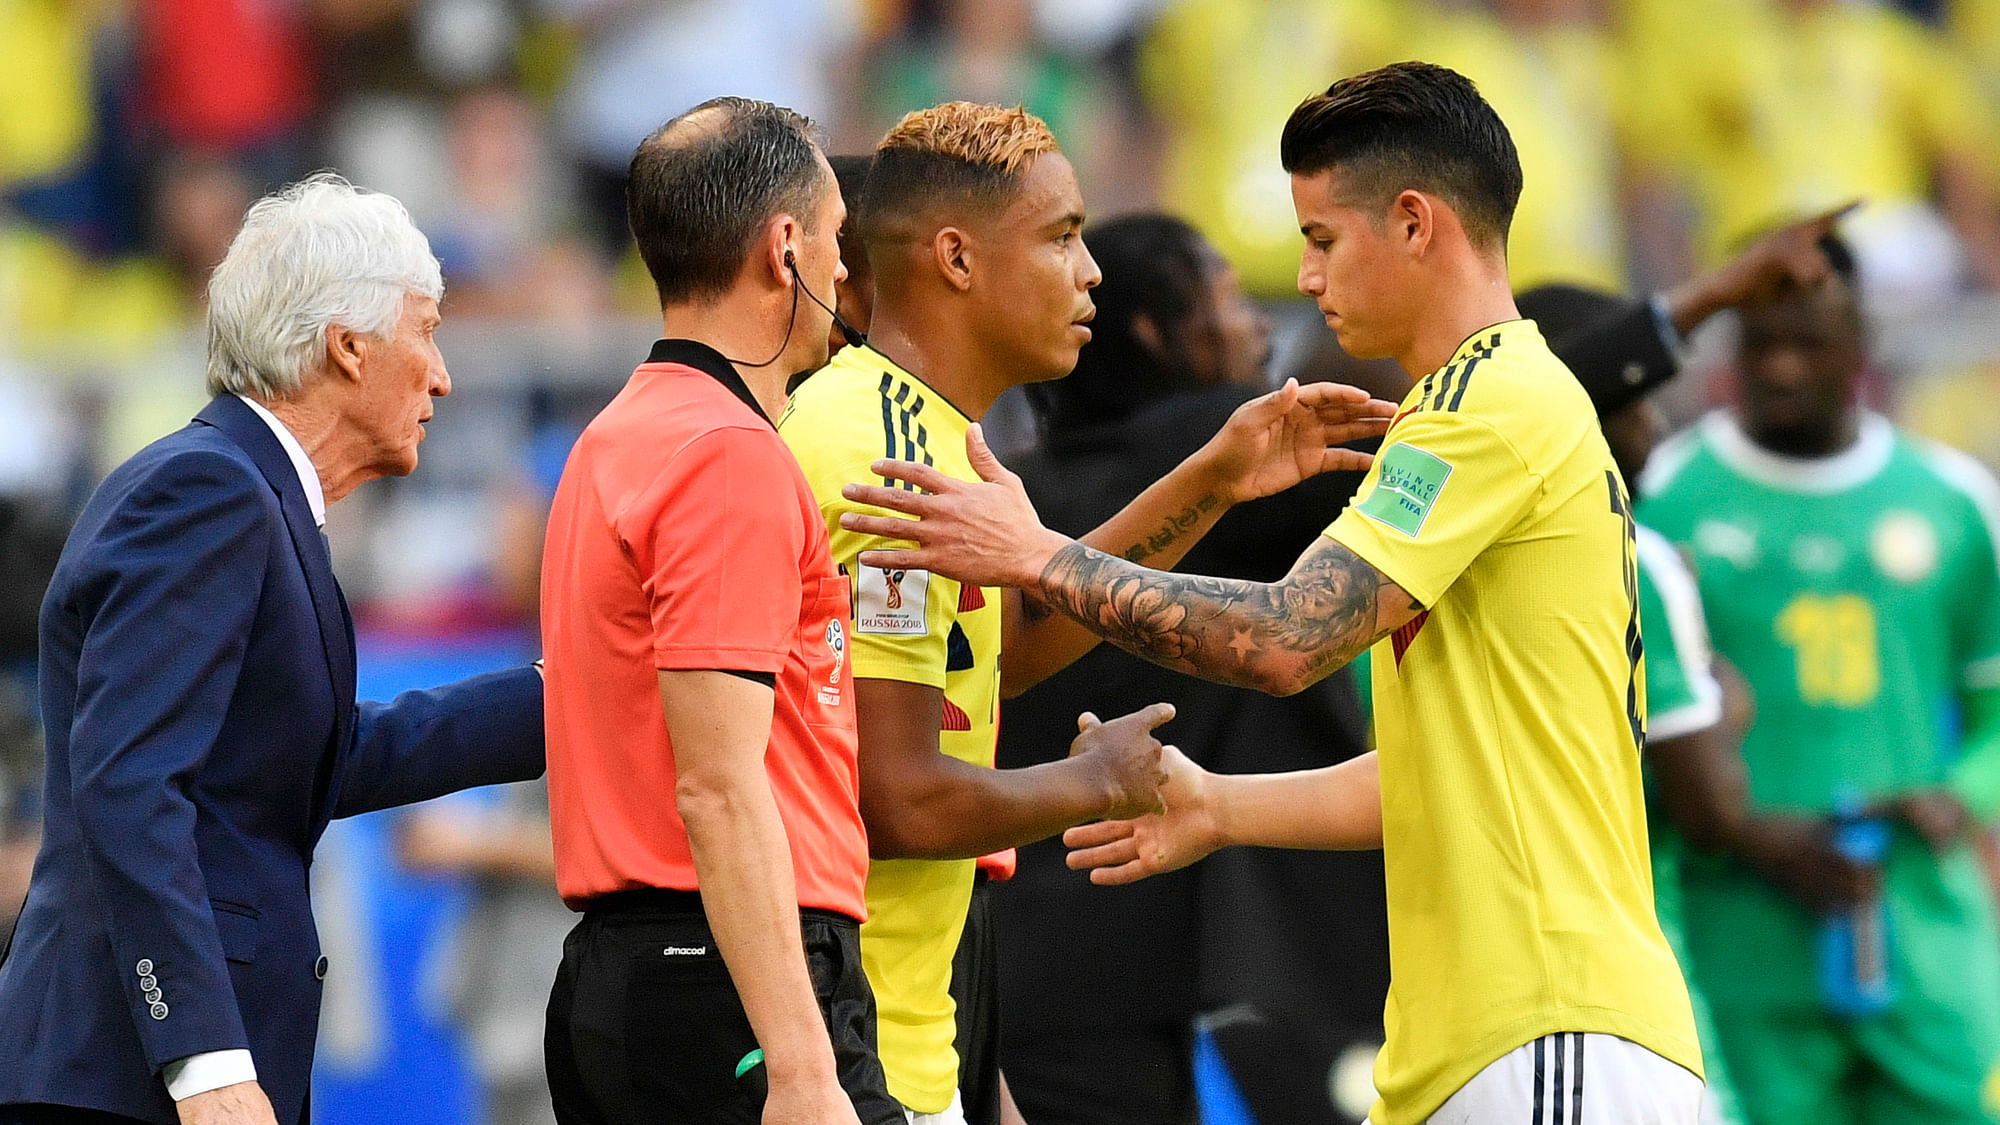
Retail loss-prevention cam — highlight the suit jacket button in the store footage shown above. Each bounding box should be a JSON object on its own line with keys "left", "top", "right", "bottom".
{"left": 314, "top": 956, "right": 329, "bottom": 981}
{"left": 149, "top": 1002, "right": 169, "bottom": 1021}
{"left": 145, "top": 987, "right": 163, "bottom": 1004}
{"left": 138, "top": 973, "right": 157, "bottom": 991}
{"left": 136, "top": 959, "right": 154, "bottom": 977}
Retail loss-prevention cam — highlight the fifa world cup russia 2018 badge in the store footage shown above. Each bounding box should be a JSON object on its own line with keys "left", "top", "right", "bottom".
{"left": 820, "top": 617, "right": 846, "bottom": 706}
{"left": 825, "top": 619, "right": 845, "bottom": 684}
{"left": 858, "top": 564, "right": 929, "bottom": 636}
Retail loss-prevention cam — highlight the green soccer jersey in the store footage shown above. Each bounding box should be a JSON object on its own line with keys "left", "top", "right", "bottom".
{"left": 1637, "top": 522, "right": 1745, "bottom": 1125}
{"left": 1636, "top": 521, "right": 1722, "bottom": 955}
{"left": 1639, "top": 410, "right": 2000, "bottom": 1019}
{"left": 1638, "top": 523, "right": 1725, "bottom": 742}
{"left": 1641, "top": 411, "right": 2000, "bottom": 813}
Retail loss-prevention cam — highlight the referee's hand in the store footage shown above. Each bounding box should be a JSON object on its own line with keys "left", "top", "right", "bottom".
{"left": 1664, "top": 200, "right": 1859, "bottom": 336}
{"left": 843, "top": 423, "right": 1072, "bottom": 590}
{"left": 763, "top": 1072, "right": 863, "bottom": 1125}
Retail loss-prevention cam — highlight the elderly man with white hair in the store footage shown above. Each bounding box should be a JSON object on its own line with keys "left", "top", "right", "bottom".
{"left": 0, "top": 173, "right": 546, "bottom": 1125}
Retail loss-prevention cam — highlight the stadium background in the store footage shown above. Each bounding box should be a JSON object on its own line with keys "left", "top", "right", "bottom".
{"left": 5, "top": 0, "right": 2000, "bottom": 1122}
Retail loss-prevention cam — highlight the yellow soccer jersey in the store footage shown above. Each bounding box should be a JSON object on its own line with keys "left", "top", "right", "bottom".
{"left": 1324, "top": 321, "right": 1701, "bottom": 1125}
{"left": 777, "top": 345, "right": 1002, "bottom": 1114}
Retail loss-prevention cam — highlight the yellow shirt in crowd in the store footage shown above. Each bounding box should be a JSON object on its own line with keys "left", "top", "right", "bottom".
{"left": 1401, "top": 7, "right": 1637, "bottom": 291}
{"left": 1623, "top": 0, "right": 1995, "bottom": 262}
{"left": 0, "top": 0, "right": 95, "bottom": 186}
{"left": 1140, "top": 0, "right": 1401, "bottom": 296}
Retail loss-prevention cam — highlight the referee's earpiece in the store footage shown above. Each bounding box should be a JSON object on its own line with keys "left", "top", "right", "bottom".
{"left": 784, "top": 246, "right": 869, "bottom": 350}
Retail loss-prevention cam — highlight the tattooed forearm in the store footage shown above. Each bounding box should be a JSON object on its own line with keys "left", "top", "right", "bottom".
{"left": 1122, "top": 494, "right": 1223, "bottom": 564}
{"left": 1037, "top": 537, "right": 1408, "bottom": 695}
{"left": 1017, "top": 588, "right": 1056, "bottom": 626}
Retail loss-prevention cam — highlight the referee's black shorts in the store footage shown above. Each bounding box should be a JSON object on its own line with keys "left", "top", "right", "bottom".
{"left": 950, "top": 872, "right": 1003, "bottom": 1125}
{"left": 545, "top": 888, "right": 901, "bottom": 1125}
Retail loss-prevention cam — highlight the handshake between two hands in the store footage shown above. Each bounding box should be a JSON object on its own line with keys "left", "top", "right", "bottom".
{"left": 832, "top": 379, "right": 1398, "bottom": 886}
{"left": 1059, "top": 701, "right": 1221, "bottom": 887}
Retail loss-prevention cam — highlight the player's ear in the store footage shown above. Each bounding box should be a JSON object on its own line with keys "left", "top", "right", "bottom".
{"left": 760, "top": 214, "right": 799, "bottom": 286}
{"left": 934, "top": 226, "right": 974, "bottom": 293}
{"left": 1393, "top": 190, "right": 1434, "bottom": 258}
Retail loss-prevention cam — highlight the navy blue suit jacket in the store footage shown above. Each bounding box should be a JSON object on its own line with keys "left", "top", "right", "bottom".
{"left": 0, "top": 395, "right": 545, "bottom": 1124}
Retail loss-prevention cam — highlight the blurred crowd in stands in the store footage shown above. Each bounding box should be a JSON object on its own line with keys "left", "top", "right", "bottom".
{"left": 9, "top": 0, "right": 2000, "bottom": 471}
{"left": 9, "top": 1, "right": 2000, "bottom": 1123}
{"left": 11, "top": 0, "right": 2000, "bottom": 349}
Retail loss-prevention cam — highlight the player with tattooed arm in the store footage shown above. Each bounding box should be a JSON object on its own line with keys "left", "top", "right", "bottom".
{"left": 778, "top": 102, "right": 1397, "bottom": 1125}
{"left": 842, "top": 64, "right": 1704, "bottom": 1125}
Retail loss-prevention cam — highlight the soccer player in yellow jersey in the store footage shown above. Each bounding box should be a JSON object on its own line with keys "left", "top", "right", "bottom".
{"left": 843, "top": 64, "right": 1705, "bottom": 1124}
{"left": 779, "top": 101, "right": 1398, "bottom": 1124}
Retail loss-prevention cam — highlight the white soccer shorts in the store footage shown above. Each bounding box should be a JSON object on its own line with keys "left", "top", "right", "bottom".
{"left": 902, "top": 1088, "right": 967, "bottom": 1125}
{"left": 1389, "top": 1032, "right": 1704, "bottom": 1124}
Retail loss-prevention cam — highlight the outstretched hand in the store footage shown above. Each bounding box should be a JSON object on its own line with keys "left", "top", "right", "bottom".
{"left": 1668, "top": 200, "right": 1860, "bottom": 335}
{"left": 841, "top": 423, "right": 1073, "bottom": 590}
{"left": 1198, "top": 378, "right": 1396, "bottom": 505}
{"left": 1062, "top": 745, "right": 1222, "bottom": 885}
{"left": 838, "top": 379, "right": 1397, "bottom": 589}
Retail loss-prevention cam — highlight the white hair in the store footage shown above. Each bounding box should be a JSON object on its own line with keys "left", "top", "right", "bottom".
{"left": 205, "top": 172, "right": 444, "bottom": 399}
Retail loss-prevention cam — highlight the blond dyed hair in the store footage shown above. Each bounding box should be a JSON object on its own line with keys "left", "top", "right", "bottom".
{"left": 861, "top": 103, "right": 1064, "bottom": 248}
{"left": 876, "top": 102, "right": 1058, "bottom": 173}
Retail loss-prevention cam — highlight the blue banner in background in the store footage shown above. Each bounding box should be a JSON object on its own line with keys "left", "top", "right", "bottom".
{"left": 310, "top": 629, "right": 534, "bottom": 1125}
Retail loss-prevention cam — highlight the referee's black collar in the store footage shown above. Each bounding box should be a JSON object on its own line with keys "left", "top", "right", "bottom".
{"left": 645, "top": 338, "right": 771, "bottom": 426}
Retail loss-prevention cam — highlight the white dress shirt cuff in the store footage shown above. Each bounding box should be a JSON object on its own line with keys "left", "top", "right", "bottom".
{"left": 163, "top": 1049, "right": 258, "bottom": 1101}
{"left": 1648, "top": 292, "right": 1689, "bottom": 360}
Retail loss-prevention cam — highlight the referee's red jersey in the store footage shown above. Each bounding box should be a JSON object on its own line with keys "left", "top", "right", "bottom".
{"left": 541, "top": 339, "right": 868, "bottom": 920}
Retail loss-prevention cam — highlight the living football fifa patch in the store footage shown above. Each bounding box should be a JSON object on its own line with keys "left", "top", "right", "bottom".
{"left": 856, "top": 565, "right": 930, "bottom": 635}
{"left": 1358, "top": 443, "right": 1453, "bottom": 537}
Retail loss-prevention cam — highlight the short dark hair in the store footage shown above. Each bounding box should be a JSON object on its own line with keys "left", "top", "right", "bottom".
{"left": 626, "top": 97, "right": 828, "bottom": 306}
{"left": 1280, "top": 61, "right": 1523, "bottom": 248}
{"left": 1025, "top": 213, "right": 1218, "bottom": 435}
{"left": 828, "top": 154, "right": 874, "bottom": 279}
{"left": 829, "top": 154, "right": 874, "bottom": 211}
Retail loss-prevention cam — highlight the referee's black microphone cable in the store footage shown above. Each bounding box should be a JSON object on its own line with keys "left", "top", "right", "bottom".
{"left": 790, "top": 251, "right": 869, "bottom": 349}
{"left": 718, "top": 249, "right": 868, "bottom": 368}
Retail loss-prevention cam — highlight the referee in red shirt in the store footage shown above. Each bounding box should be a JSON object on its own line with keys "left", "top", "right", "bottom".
{"left": 540, "top": 97, "right": 898, "bottom": 1125}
